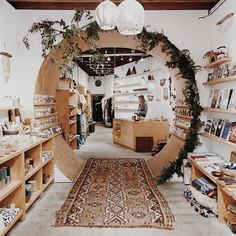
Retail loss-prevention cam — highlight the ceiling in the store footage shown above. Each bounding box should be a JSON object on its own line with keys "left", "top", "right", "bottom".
{"left": 7, "top": 0, "right": 220, "bottom": 10}
{"left": 74, "top": 48, "right": 151, "bottom": 77}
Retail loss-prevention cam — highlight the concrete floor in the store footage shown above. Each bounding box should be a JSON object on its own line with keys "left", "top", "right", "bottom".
{"left": 9, "top": 125, "right": 233, "bottom": 236}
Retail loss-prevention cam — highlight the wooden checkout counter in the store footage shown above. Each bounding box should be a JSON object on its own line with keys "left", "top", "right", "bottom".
{"left": 113, "top": 118, "right": 168, "bottom": 151}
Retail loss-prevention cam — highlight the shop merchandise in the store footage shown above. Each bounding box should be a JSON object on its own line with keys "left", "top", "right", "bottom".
{"left": 0, "top": 208, "right": 20, "bottom": 227}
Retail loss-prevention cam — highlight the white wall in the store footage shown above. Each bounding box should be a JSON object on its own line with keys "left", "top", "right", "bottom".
{"left": 0, "top": 1, "right": 20, "bottom": 98}
{"left": 196, "top": 0, "right": 236, "bottom": 161}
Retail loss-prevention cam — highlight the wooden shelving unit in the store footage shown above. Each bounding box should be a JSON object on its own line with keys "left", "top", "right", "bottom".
{"left": 203, "top": 57, "right": 231, "bottom": 69}
{"left": 35, "top": 112, "right": 57, "bottom": 119}
{"left": 175, "top": 124, "right": 190, "bottom": 131}
{"left": 203, "top": 75, "right": 236, "bottom": 86}
{"left": 34, "top": 103, "right": 56, "bottom": 107}
{"left": 0, "top": 135, "right": 56, "bottom": 235}
{"left": 175, "top": 115, "right": 192, "bottom": 120}
{"left": 171, "top": 133, "right": 186, "bottom": 142}
{"left": 56, "top": 90, "right": 77, "bottom": 150}
{"left": 200, "top": 132, "right": 236, "bottom": 148}
{"left": 203, "top": 107, "right": 236, "bottom": 114}
{"left": 188, "top": 154, "right": 236, "bottom": 223}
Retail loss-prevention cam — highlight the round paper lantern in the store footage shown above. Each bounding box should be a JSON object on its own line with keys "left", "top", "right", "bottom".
{"left": 117, "top": 0, "right": 145, "bottom": 35}
{"left": 95, "top": 0, "right": 118, "bottom": 30}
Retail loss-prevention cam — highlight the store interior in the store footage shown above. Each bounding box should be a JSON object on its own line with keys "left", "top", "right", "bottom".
{"left": 0, "top": 0, "right": 236, "bottom": 235}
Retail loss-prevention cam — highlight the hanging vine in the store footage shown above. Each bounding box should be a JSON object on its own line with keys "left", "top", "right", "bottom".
{"left": 23, "top": 10, "right": 203, "bottom": 184}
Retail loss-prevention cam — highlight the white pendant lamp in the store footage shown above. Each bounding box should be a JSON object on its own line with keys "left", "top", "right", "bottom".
{"left": 117, "top": 0, "right": 145, "bottom": 35}
{"left": 95, "top": 0, "right": 118, "bottom": 30}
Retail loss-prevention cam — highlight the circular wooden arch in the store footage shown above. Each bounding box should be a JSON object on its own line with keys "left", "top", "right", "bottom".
{"left": 35, "top": 31, "right": 185, "bottom": 181}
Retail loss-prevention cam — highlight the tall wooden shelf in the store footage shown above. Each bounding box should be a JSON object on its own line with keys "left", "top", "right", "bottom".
{"left": 0, "top": 135, "right": 56, "bottom": 235}
{"left": 56, "top": 90, "right": 77, "bottom": 150}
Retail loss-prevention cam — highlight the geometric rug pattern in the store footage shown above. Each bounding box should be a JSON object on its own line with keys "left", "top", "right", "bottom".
{"left": 54, "top": 158, "right": 175, "bottom": 229}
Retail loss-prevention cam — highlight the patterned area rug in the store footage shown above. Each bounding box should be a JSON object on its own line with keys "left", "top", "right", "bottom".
{"left": 54, "top": 158, "right": 175, "bottom": 229}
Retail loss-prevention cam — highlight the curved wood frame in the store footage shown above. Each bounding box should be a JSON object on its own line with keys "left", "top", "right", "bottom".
{"left": 35, "top": 31, "right": 185, "bottom": 180}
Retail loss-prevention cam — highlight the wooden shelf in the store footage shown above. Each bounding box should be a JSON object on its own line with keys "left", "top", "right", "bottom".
{"left": 200, "top": 133, "right": 236, "bottom": 148}
{"left": 40, "top": 123, "right": 59, "bottom": 131}
{"left": 42, "top": 158, "right": 53, "bottom": 167}
{"left": 0, "top": 180, "right": 22, "bottom": 201}
{"left": 25, "top": 166, "right": 41, "bottom": 181}
{"left": 34, "top": 103, "right": 56, "bottom": 106}
{"left": 171, "top": 133, "right": 186, "bottom": 142}
{"left": 203, "top": 75, "right": 236, "bottom": 86}
{"left": 0, "top": 210, "right": 23, "bottom": 236}
{"left": 175, "top": 124, "right": 190, "bottom": 131}
{"left": 42, "top": 177, "right": 54, "bottom": 191}
{"left": 35, "top": 112, "right": 57, "bottom": 119}
{"left": 175, "top": 105, "right": 189, "bottom": 108}
{"left": 26, "top": 190, "right": 41, "bottom": 210}
{"left": 176, "top": 115, "right": 192, "bottom": 120}
{"left": 0, "top": 106, "right": 21, "bottom": 111}
{"left": 69, "top": 120, "right": 76, "bottom": 125}
{"left": 114, "top": 90, "right": 149, "bottom": 96}
{"left": 114, "top": 82, "right": 141, "bottom": 88}
{"left": 204, "top": 107, "right": 236, "bottom": 114}
{"left": 69, "top": 136, "right": 77, "bottom": 143}
{"left": 203, "top": 57, "right": 231, "bottom": 69}
{"left": 222, "top": 187, "right": 236, "bottom": 201}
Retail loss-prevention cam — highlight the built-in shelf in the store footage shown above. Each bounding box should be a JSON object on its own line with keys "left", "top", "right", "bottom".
{"left": 114, "top": 90, "right": 149, "bottom": 96}
{"left": 200, "top": 132, "right": 236, "bottom": 148}
{"left": 35, "top": 112, "right": 57, "bottom": 119}
{"left": 69, "top": 120, "right": 76, "bottom": 125}
{"left": 175, "top": 124, "right": 190, "bottom": 131}
{"left": 171, "top": 133, "right": 186, "bottom": 142}
{"left": 40, "top": 123, "right": 59, "bottom": 131}
{"left": 203, "top": 57, "right": 231, "bottom": 69}
{"left": 0, "top": 106, "right": 21, "bottom": 111}
{"left": 69, "top": 136, "right": 77, "bottom": 143}
{"left": 26, "top": 190, "right": 41, "bottom": 210}
{"left": 203, "top": 75, "right": 236, "bottom": 86}
{"left": 175, "top": 105, "right": 189, "bottom": 108}
{"left": 25, "top": 166, "right": 41, "bottom": 181}
{"left": 114, "top": 82, "right": 141, "bottom": 88}
{"left": 42, "top": 177, "right": 54, "bottom": 192}
{"left": 203, "top": 107, "right": 236, "bottom": 114}
{"left": 175, "top": 115, "right": 192, "bottom": 120}
{"left": 34, "top": 103, "right": 56, "bottom": 106}
{"left": 0, "top": 210, "right": 23, "bottom": 236}
{"left": 42, "top": 158, "right": 53, "bottom": 167}
{"left": 0, "top": 180, "right": 22, "bottom": 201}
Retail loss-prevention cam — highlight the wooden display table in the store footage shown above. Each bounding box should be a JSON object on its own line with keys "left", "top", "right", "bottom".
{"left": 113, "top": 118, "right": 168, "bottom": 151}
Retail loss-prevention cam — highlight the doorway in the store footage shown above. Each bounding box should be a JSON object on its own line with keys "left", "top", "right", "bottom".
{"left": 92, "top": 94, "right": 104, "bottom": 122}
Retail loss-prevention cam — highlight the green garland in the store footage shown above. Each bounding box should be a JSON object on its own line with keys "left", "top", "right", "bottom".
{"left": 24, "top": 10, "right": 203, "bottom": 184}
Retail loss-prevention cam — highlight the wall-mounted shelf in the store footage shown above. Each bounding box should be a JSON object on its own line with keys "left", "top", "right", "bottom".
{"left": 203, "top": 57, "right": 231, "bottom": 69}
{"left": 176, "top": 115, "right": 193, "bottom": 120}
{"left": 114, "top": 82, "right": 141, "bottom": 88}
{"left": 200, "top": 132, "right": 236, "bottom": 148}
{"left": 114, "top": 90, "right": 149, "bottom": 96}
{"left": 35, "top": 113, "right": 57, "bottom": 119}
{"left": 203, "top": 107, "right": 236, "bottom": 114}
{"left": 203, "top": 75, "right": 236, "bottom": 86}
{"left": 0, "top": 106, "right": 21, "bottom": 111}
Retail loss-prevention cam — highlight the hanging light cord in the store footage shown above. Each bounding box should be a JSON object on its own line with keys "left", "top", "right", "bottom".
{"left": 198, "top": 0, "right": 227, "bottom": 19}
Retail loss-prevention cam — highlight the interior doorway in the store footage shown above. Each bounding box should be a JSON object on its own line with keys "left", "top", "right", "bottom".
{"left": 92, "top": 94, "right": 104, "bottom": 122}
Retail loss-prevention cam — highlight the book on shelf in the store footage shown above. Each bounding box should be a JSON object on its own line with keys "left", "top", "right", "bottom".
{"left": 221, "top": 120, "right": 232, "bottom": 140}
{"left": 229, "top": 122, "right": 236, "bottom": 144}
{"left": 228, "top": 89, "right": 236, "bottom": 110}
{"left": 215, "top": 89, "right": 223, "bottom": 109}
{"left": 204, "top": 117, "right": 212, "bottom": 133}
{"left": 210, "top": 117, "right": 218, "bottom": 135}
{"left": 221, "top": 89, "right": 231, "bottom": 109}
{"left": 215, "top": 119, "right": 224, "bottom": 137}
{"left": 210, "top": 89, "right": 220, "bottom": 108}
